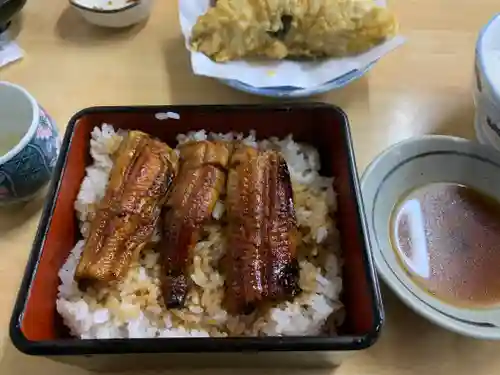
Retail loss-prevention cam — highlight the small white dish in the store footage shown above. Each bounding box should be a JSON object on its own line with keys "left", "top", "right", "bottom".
{"left": 69, "top": 0, "right": 152, "bottom": 28}
{"left": 361, "top": 136, "right": 500, "bottom": 339}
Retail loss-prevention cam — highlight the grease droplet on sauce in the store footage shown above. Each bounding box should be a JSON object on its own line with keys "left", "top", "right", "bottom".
{"left": 390, "top": 183, "right": 500, "bottom": 308}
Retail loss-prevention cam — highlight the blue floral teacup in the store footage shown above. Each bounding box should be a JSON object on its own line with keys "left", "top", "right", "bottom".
{"left": 0, "top": 82, "right": 60, "bottom": 205}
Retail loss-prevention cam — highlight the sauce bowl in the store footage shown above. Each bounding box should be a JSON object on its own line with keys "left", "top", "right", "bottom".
{"left": 362, "top": 136, "right": 500, "bottom": 339}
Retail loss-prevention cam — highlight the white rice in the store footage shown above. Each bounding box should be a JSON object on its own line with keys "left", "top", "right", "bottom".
{"left": 74, "top": 124, "right": 123, "bottom": 238}
{"left": 57, "top": 126, "right": 343, "bottom": 339}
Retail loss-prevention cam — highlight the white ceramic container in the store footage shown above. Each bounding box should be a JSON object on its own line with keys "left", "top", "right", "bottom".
{"left": 474, "top": 14, "right": 500, "bottom": 150}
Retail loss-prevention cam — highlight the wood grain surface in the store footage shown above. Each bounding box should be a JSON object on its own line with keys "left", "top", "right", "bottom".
{"left": 1, "top": 1, "right": 500, "bottom": 374}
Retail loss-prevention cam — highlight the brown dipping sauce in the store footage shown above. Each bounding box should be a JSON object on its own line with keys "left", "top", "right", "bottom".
{"left": 390, "top": 183, "right": 500, "bottom": 308}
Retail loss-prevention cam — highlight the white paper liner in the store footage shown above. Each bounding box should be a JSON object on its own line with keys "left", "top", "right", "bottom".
{"left": 0, "top": 30, "right": 24, "bottom": 69}
{"left": 179, "top": 0, "right": 405, "bottom": 89}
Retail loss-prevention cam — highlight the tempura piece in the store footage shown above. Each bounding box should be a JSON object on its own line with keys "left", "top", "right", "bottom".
{"left": 75, "top": 131, "right": 178, "bottom": 287}
{"left": 224, "top": 145, "right": 300, "bottom": 314}
{"left": 160, "top": 141, "right": 231, "bottom": 308}
{"left": 190, "top": 0, "right": 398, "bottom": 62}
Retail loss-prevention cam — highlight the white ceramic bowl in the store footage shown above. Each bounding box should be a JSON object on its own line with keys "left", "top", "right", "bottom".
{"left": 361, "top": 136, "right": 500, "bottom": 340}
{"left": 69, "top": 0, "right": 152, "bottom": 28}
{"left": 473, "top": 13, "right": 500, "bottom": 149}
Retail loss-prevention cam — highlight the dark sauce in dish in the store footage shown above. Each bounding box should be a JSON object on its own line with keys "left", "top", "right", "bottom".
{"left": 390, "top": 183, "right": 500, "bottom": 308}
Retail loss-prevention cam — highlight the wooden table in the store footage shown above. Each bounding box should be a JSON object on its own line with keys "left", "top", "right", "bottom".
{"left": 1, "top": 1, "right": 500, "bottom": 374}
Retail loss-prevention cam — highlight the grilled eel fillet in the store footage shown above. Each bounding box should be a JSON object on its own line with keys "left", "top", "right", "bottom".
{"left": 160, "top": 140, "right": 231, "bottom": 308}
{"left": 224, "top": 145, "right": 300, "bottom": 315}
{"left": 75, "top": 131, "right": 178, "bottom": 287}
